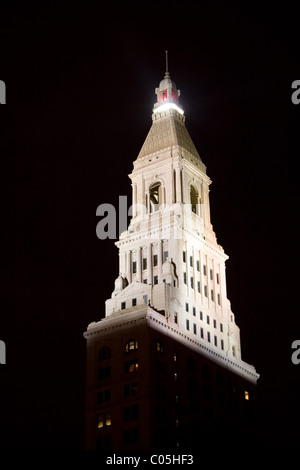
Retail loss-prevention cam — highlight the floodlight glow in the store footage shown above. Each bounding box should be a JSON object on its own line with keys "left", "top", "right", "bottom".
{"left": 154, "top": 102, "right": 184, "bottom": 115}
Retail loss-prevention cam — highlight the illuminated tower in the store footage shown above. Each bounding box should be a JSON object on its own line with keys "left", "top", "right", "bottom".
{"left": 84, "top": 57, "right": 259, "bottom": 451}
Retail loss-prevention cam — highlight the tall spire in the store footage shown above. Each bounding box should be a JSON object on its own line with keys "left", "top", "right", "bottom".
{"left": 165, "top": 50, "right": 169, "bottom": 78}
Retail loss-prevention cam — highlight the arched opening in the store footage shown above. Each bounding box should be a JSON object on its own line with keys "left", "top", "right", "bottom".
{"left": 190, "top": 185, "right": 198, "bottom": 214}
{"left": 149, "top": 182, "right": 161, "bottom": 213}
{"left": 98, "top": 346, "right": 111, "bottom": 361}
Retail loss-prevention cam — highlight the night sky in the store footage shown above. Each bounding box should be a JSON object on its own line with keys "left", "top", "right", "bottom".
{"left": 0, "top": 0, "right": 299, "bottom": 454}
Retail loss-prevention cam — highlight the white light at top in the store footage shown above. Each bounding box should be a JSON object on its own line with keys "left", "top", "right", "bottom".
{"left": 153, "top": 102, "right": 184, "bottom": 115}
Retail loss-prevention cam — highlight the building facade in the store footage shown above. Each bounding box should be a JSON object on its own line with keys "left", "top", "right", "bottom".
{"left": 84, "top": 65, "right": 259, "bottom": 451}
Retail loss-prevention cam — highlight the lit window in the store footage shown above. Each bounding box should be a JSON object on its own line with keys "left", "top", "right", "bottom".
{"left": 162, "top": 90, "right": 168, "bottom": 100}
{"left": 97, "top": 412, "right": 111, "bottom": 428}
{"left": 125, "top": 359, "right": 139, "bottom": 373}
{"left": 245, "top": 391, "right": 250, "bottom": 400}
{"left": 125, "top": 339, "right": 138, "bottom": 352}
{"left": 156, "top": 341, "right": 164, "bottom": 353}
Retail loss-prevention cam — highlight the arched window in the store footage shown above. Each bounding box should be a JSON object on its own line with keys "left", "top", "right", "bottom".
{"left": 156, "top": 341, "right": 164, "bottom": 353}
{"left": 190, "top": 185, "right": 198, "bottom": 214}
{"left": 149, "top": 182, "right": 161, "bottom": 213}
{"left": 125, "top": 339, "right": 138, "bottom": 353}
{"left": 98, "top": 346, "right": 111, "bottom": 361}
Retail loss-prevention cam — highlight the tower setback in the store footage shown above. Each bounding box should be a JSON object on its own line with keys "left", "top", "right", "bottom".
{"left": 84, "top": 65, "right": 259, "bottom": 451}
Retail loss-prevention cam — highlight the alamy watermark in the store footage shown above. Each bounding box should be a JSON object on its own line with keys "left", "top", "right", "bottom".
{"left": 291, "top": 80, "right": 300, "bottom": 105}
{"left": 96, "top": 196, "right": 204, "bottom": 240}
{"left": 0, "top": 340, "right": 6, "bottom": 364}
{"left": 291, "top": 340, "right": 300, "bottom": 365}
{"left": 0, "top": 80, "right": 6, "bottom": 104}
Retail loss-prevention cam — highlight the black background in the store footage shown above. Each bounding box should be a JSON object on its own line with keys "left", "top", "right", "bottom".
{"left": 0, "top": 0, "right": 299, "bottom": 454}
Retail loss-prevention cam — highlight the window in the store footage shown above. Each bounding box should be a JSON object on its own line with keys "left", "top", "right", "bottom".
{"left": 196, "top": 260, "right": 200, "bottom": 271}
{"left": 149, "top": 182, "right": 161, "bottom": 213}
{"left": 156, "top": 341, "right": 164, "bottom": 353}
{"left": 185, "top": 302, "right": 189, "bottom": 312}
{"left": 200, "top": 327, "right": 204, "bottom": 339}
{"left": 97, "top": 389, "right": 110, "bottom": 404}
{"left": 190, "top": 256, "right": 193, "bottom": 267}
{"left": 193, "top": 323, "right": 197, "bottom": 335}
{"left": 204, "top": 285, "right": 207, "bottom": 297}
{"left": 211, "top": 289, "right": 214, "bottom": 301}
{"left": 97, "top": 412, "right": 111, "bottom": 428}
{"left": 216, "top": 273, "right": 220, "bottom": 284}
{"left": 98, "top": 347, "right": 111, "bottom": 361}
{"left": 183, "top": 272, "right": 187, "bottom": 284}
{"left": 197, "top": 281, "right": 200, "bottom": 293}
{"left": 121, "top": 301, "right": 126, "bottom": 310}
{"left": 203, "top": 265, "right": 207, "bottom": 276}
{"left": 221, "top": 339, "right": 224, "bottom": 350}
{"left": 245, "top": 391, "right": 250, "bottom": 401}
{"left": 186, "top": 319, "right": 190, "bottom": 330}
{"left": 125, "top": 359, "right": 139, "bottom": 373}
{"left": 123, "top": 404, "right": 139, "bottom": 422}
{"left": 213, "top": 319, "right": 217, "bottom": 328}
{"left": 123, "top": 428, "right": 139, "bottom": 446}
{"left": 232, "top": 346, "right": 236, "bottom": 357}
{"left": 98, "top": 366, "right": 111, "bottom": 381}
{"left": 155, "top": 359, "right": 164, "bottom": 374}
{"left": 132, "top": 298, "right": 137, "bottom": 307}
{"left": 192, "top": 307, "right": 196, "bottom": 316}
{"left": 96, "top": 435, "right": 111, "bottom": 451}
{"left": 174, "top": 312, "right": 178, "bottom": 324}
{"left": 125, "top": 339, "right": 138, "bottom": 352}
{"left": 153, "top": 254, "right": 158, "bottom": 266}
{"left": 153, "top": 275, "right": 158, "bottom": 285}
{"left": 190, "top": 185, "right": 198, "bottom": 214}
{"left": 163, "top": 251, "right": 168, "bottom": 262}
{"left": 132, "top": 261, "right": 137, "bottom": 274}
{"left": 207, "top": 332, "right": 211, "bottom": 343}
{"left": 143, "top": 294, "right": 148, "bottom": 304}
{"left": 199, "top": 311, "right": 203, "bottom": 320}
{"left": 217, "top": 293, "right": 221, "bottom": 305}
{"left": 214, "top": 336, "right": 217, "bottom": 346}
{"left": 183, "top": 251, "right": 186, "bottom": 263}
{"left": 143, "top": 258, "right": 147, "bottom": 270}
{"left": 124, "top": 382, "right": 138, "bottom": 397}
{"left": 220, "top": 323, "right": 223, "bottom": 332}
{"left": 190, "top": 277, "right": 194, "bottom": 289}
{"left": 173, "top": 352, "right": 177, "bottom": 362}
{"left": 210, "top": 269, "right": 213, "bottom": 280}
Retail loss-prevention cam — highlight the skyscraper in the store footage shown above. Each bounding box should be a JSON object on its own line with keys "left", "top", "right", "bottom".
{"left": 84, "top": 60, "right": 259, "bottom": 451}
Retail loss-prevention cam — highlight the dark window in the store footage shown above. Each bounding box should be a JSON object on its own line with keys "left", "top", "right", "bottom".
{"left": 197, "top": 281, "right": 200, "bottom": 293}
{"left": 203, "top": 265, "right": 207, "bottom": 276}
{"left": 121, "top": 301, "right": 126, "bottom": 310}
{"left": 96, "top": 435, "right": 111, "bottom": 450}
{"left": 183, "top": 272, "right": 187, "bottom": 284}
{"left": 190, "top": 276, "right": 194, "bottom": 289}
{"left": 132, "top": 261, "right": 137, "bottom": 274}
{"left": 124, "top": 382, "right": 138, "bottom": 397}
{"left": 98, "top": 347, "right": 111, "bottom": 361}
{"left": 150, "top": 182, "right": 161, "bottom": 213}
{"left": 153, "top": 254, "right": 158, "bottom": 266}
{"left": 98, "top": 366, "right": 111, "bottom": 381}
{"left": 97, "top": 389, "right": 110, "bottom": 404}
{"left": 153, "top": 275, "right": 158, "bottom": 285}
{"left": 143, "top": 258, "right": 147, "bottom": 270}
{"left": 186, "top": 319, "right": 190, "bottom": 330}
{"left": 132, "top": 298, "right": 137, "bottom": 306}
{"left": 210, "top": 269, "right": 213, "bottom": 280}
{"left": 196, "top": 260, "right": 200, "bottom": 271}
{"left": 190, "top": 185, "right": 198, "bottom": 214}
{"left": 123, "top": 428, "right": 139, "bottom": 446}
{"left": 155, "top": 359, "right": 165, "bottom": 374}
{"left": 190, "top": 256, "right": 193, "bottom": 267}
{"left": 163, "top": 251, "right": 168, "bottom": 262}
{"left": 183, "top": 251, "right": 186, "bottom": 263}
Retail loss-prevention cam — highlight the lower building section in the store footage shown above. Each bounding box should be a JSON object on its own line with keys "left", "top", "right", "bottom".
{"left": 84, "top": 307, "right": 258, "bottom": 451}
